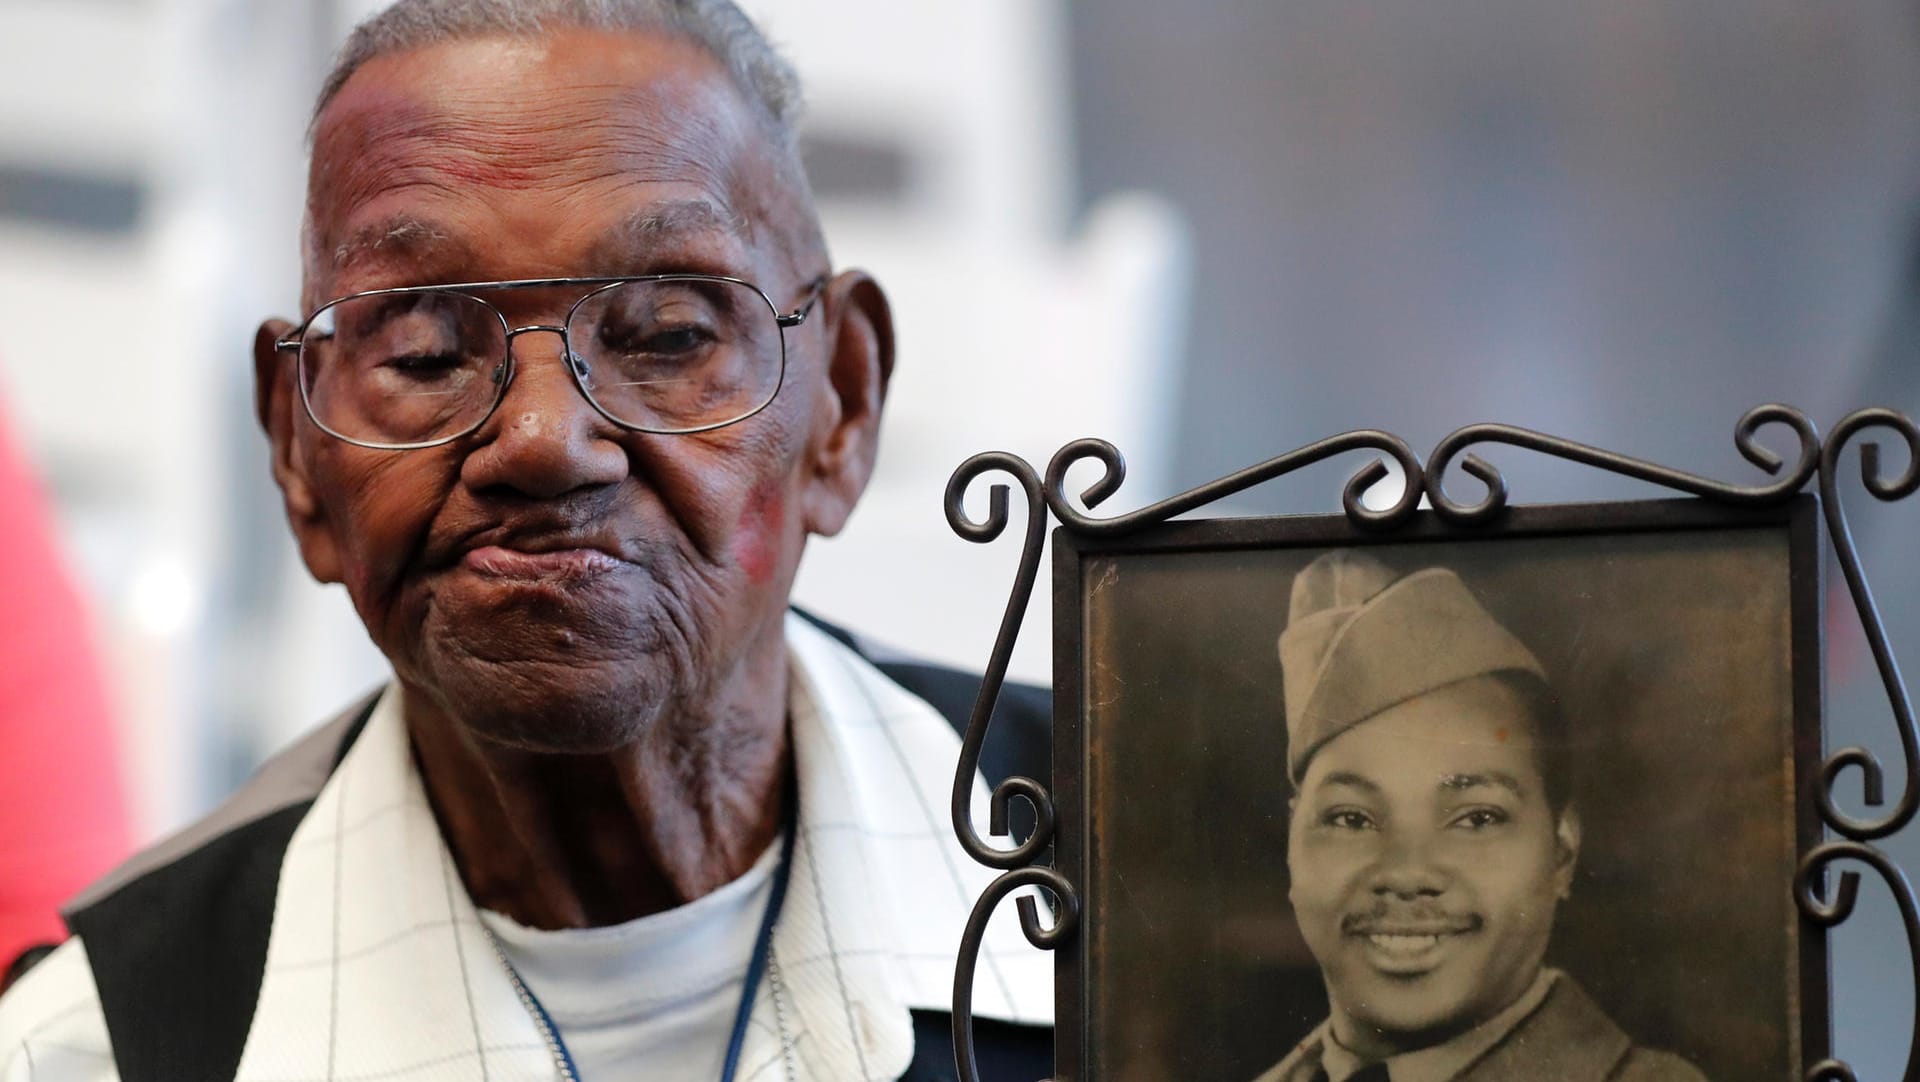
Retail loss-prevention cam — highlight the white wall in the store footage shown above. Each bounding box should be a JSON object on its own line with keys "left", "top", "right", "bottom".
{"left": 746, "top": 0, "right": 1188, "bottom": 682}
{"left": 0, "top": 0, "right": 385, "bottom": 833}
{"left": 0, "top": 0, "right": 218, "bottom": 836}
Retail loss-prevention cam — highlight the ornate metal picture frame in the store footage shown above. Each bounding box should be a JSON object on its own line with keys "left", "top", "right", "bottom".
{"left": 945, "top": 406, "right": 1920, "bottom": 1082}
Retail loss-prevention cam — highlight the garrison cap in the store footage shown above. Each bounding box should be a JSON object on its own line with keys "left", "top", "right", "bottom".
{"left": 1279, "top": 551, "right": 1545, "bottom": 782}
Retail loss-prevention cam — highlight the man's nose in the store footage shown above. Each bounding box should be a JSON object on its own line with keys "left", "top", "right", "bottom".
{"left": 1368, "top": 831, "right": 1447, "bottom": 898}
{"left": 459, "top": 327, "right": 629, "bottom": 499}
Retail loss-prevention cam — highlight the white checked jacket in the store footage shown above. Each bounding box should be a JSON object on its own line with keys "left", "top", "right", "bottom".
{"left": 0, "top": 614, "right": 1052, "bottom": 1081}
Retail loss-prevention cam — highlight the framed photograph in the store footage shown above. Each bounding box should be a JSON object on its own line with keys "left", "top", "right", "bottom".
{"left": 1049, "top": 496, "right": 1824, "bottom": 1081}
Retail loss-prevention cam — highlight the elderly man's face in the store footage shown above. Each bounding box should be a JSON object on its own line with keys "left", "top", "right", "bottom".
{"left": 1286, "top": 676, "right": 1579, "bottom": 1056}
{"left": 255, "top": 29, "right": 887, "bottom": 751}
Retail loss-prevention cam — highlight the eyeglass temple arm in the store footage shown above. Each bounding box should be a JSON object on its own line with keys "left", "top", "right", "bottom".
{"left": 776, "top": 275, "right": 830, "bottom": 328}
{"left": 273, "top": 320, "right": 315, "bottom": 352}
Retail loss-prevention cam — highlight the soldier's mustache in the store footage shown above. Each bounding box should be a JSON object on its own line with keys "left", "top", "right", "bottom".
{"left": 1341, "top": 903, "right": 1483, "bottom": 936}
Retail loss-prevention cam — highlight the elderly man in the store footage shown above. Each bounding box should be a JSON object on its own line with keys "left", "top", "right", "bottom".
{"left": 0, "top": 2, "right": 1052, "bottom": 1079}
{"left": 1254, "top": 551, "right": 1704, "bottom": 1082}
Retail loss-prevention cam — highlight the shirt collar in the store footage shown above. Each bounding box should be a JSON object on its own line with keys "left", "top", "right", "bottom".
{"left": 753, "top": 613, "right": 1052, "bottom": 1076}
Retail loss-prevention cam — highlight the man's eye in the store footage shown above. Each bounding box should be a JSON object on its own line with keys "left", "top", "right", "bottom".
{"left": 382, "top": 353, "right": 465, "bottom": 378}
{"left": 599, "top": 321, "right": 716, "bottom": 357}
{"left": 1320, "top": 808, "right": 1375, "bottom": 831}
{"left": 1451, "top": 806, "right": 1510, "bottom": 830}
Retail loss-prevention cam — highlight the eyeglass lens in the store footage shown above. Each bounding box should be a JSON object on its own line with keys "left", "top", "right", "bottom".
{"left": 298, "top": 278, "right": 783, "bottom": 446}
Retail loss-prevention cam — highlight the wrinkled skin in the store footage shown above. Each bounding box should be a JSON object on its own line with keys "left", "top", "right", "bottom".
{"left": 1287, "top": 676, "right": 1581, "bottom": 1062}
{"left": 254, "top": 29, "right": 892, "bottom": 926}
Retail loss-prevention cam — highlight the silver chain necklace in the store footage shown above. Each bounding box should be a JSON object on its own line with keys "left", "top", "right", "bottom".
{"left": 480, "top": 923, "right": 580, "bottom": 1082}
{"left": 764, "top": 948, "right": 802, "bottom": 1080}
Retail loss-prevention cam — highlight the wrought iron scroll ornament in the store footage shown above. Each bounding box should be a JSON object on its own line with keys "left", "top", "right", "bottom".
{"left": 945, "top": 405, "right": 1920, "bottom": 1082}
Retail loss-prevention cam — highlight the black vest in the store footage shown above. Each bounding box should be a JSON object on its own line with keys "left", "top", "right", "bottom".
{"left": 57, "top": 611, "right": 1055, "bottom": 1082}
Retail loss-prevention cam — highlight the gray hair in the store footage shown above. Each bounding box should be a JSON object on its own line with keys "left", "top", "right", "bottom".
{"left": 301, "top": 0, "right": 825, "bottom": 289}
{"left": 314, "top": 0, "right": 804, "bottom": 143}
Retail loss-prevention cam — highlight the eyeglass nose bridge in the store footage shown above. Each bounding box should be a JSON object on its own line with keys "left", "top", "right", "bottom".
{"left": 501, "top": 323, "right": 591, "bottom": 382}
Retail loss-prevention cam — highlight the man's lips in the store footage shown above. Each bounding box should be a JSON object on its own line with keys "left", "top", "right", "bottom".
{"left": 460, "top": 544, "right": 626, "bottom": 582}
{"left": 437, "top": 513, "right": 638, "bottom": 582}
{"left": 1344, "top": 915, "right": 1481, "bottom": 975}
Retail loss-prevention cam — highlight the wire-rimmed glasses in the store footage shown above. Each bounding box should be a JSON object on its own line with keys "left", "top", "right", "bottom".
{"left": 274, "top": 274, "right": 824, "bottom": 450}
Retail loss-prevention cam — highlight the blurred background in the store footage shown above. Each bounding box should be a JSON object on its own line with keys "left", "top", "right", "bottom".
{"left": 1, "top": 0, "right": 1918, "bottom": 1072}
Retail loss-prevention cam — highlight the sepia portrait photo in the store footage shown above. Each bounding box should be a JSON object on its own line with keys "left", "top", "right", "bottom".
{"left": 1053, "top": 499, "right": 1822, "bottom": 1081}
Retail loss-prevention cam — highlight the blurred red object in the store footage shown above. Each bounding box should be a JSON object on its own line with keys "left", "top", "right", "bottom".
{"left": 0, "top": 393, "right": 130, "bottom": 968}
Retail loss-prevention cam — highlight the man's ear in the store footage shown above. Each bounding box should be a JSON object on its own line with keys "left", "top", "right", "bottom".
{"left": 798, "top": 269, "right": 893, "bottom": 537}
{"left": 1552, "top": 804, "right": 1582, "bottom": 900}
{"left": 254, "top": 320, "right": 343, "bottom": 584}
{"left": 1283, "top": 793, "right": 1300, "bottom": 901}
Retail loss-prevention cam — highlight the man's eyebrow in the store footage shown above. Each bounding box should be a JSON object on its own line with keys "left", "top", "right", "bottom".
{"left": 1438, "top": 771, "right": 1527, "bottom": 798}
{"left": 588, "top": 200, "right": 750, "bottom": 268}
{"left": 1316, "top": 771, "right": 1381, "bottom": 794}
{"left": 330, "top": 215, "right": 466, "bottom": 274}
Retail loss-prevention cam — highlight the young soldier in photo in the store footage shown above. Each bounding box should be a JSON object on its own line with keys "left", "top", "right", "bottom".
{"left": 1253, "top": 551, "right": 1707, "bottom": 1082}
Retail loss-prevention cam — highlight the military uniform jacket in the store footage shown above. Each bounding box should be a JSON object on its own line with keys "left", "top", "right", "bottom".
{"left": 0, "top": 613, "right": 1055, "bottom": 1082}
{"left": 1255, "top": 974, "right": 1708, "bottom": 1082}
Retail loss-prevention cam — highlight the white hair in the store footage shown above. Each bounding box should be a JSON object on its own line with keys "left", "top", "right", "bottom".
{"left": 314, "top": 0, "right": 804, "bottom": 143}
